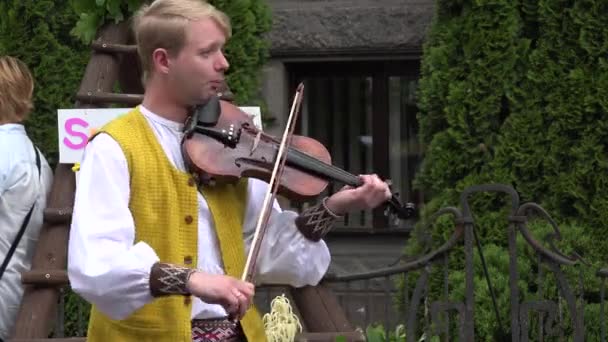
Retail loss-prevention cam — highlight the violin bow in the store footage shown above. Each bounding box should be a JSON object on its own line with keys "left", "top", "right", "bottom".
{"left": 241, "top": 83, "right": 305, "bottom": 283}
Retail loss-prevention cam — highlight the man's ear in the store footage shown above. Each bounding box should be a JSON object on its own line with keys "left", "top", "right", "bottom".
{"left": 152, "top": 48, "right": 171, "bottom": 75}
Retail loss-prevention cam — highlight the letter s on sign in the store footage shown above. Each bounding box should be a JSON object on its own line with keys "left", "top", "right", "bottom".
{"left": 63, "top": 118, "right": 89, "bottom": 150}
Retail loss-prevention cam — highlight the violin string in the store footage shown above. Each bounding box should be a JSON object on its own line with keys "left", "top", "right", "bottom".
{"left": 280, "top": 145, "right": 361, "bottom": 185}
{"left": 280, "top": 144, "right": 405, "bottom": 212}
{"left": 289, "top": 150, "right": 355, "bottom": 183}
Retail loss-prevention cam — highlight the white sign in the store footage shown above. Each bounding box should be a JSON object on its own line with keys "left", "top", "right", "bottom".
{"left": 58, "top": 106, "right": 262, "bottom": 164}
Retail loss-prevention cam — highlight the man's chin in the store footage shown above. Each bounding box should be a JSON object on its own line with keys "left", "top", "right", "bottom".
{"left": 187, "top": 94, "right": 214, "bottom": 107}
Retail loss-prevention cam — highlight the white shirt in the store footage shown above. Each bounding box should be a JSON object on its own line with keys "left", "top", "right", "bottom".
{"left": 67, "top": 106, "right": 331, "bottom": 320}
{"left": 0, "top": 124, "right": 53, "bottom": 340}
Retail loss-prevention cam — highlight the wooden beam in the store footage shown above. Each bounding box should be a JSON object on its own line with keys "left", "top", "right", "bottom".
{"left": 21, "top": 270, "right": 68, "bottom": 286}
{"left": 291, "top": 284, "right": 354, "bottom": 333}
{"left": 12, "top": 22, "right": 131, "bottom": 339}
{"left": 75, "top": 91, "right": 143, "bottom": 106}
{"left": 117, "top": 47, "right": 145, "bottom": 95}
{"left": 91, "top": 41, "right": 137, "bottom": 54}
{"left": 74, "top": 91, "right": 235, "bottom": 107}
{"left": 43, "top": 207, "right": 72, "bottom": 225}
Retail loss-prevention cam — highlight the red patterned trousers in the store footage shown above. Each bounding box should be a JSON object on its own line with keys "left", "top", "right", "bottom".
{"left": 191, "top": 318, "right": 247, "bottom": 342}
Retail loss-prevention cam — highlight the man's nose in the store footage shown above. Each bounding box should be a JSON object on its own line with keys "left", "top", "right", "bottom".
{"left": 216, "top": 51, "right": 229, "bottom": 71}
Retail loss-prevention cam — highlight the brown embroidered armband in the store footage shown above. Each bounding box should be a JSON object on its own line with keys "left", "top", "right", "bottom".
{"left": 150, "top": 262, "right": 196, "bottom": 297}
{"left": 295, "top": 197, "right": 343, "bottom": 242}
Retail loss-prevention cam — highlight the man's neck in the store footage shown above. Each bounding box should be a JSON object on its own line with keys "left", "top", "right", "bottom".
{"left": 141, "top": 82, "right": 189, "bottom": 124}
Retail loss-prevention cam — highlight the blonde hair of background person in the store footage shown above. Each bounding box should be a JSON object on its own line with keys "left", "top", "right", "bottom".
{"left": 0, "top": 55, "right": 53, "bottom": 341}
{"left": 0, "top": 56, "right": 34, "bottom": 123}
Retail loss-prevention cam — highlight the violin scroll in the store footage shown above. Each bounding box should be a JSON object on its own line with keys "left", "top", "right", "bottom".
{"left": 382, "top": 180, "right": 416, "bottom": 220}
{"left": 385, "top": 198, "right": 416, "bottom": 221}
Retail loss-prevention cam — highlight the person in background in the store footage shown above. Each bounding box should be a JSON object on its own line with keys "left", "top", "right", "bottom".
{"left": 0, "top": 56, "right": 53, "bottom": 341}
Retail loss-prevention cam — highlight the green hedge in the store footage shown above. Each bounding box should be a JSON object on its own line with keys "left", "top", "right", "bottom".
{"left": 406, "top": 0, "right": 608, "bottom": 339}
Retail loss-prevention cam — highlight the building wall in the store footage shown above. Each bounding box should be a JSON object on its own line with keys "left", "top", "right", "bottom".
{"left": 256, "top": 2, "right": 434, "bottom": 327}
{"left": 260, "top": 0, "right": 434, "bottom": 136}
{"left": 266, "top": 0, "right": 433, "bottom": 57}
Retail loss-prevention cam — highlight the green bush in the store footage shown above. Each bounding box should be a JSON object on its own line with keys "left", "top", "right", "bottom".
{"left": 62, "top": 289, "right": 91, "bottom": 337}
{"left": 406, "top": 0, "right": 608, "bottom": 339}
{"left": 396, "top": 218, "right": 598, "bottom": 340}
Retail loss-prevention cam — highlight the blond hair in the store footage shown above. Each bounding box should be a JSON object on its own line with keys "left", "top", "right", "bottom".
{"left": 132, "top": 0, "right": 231, "bottom": 83}
{"left": 0, "top": 56, "right": 34, "bottom": 123}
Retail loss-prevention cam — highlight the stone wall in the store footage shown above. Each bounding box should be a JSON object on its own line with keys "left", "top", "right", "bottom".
{"left": 266, "top": 0, "right": 434, "bottom": 57}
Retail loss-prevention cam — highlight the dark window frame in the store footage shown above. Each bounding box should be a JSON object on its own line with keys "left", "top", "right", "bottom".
{"left": 286, "top": 60, "right": 422, "bottom": 232}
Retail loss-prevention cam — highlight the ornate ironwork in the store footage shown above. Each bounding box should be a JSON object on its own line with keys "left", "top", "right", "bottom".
{"left": 324, "top": 183, "right": 601, "bottom": 341}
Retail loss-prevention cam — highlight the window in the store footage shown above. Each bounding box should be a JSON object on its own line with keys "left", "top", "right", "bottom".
{"left": 287, "top": 61, "right": 425, "bottom": 231}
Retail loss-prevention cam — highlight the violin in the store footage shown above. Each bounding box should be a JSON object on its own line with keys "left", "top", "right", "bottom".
{"left": 181, "top": 95, "right": 415, "bottom": 220}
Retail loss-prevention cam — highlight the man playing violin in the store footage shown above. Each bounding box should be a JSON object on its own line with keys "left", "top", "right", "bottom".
{"left": 67, "top": 0, "right": 391, "bottom": 341}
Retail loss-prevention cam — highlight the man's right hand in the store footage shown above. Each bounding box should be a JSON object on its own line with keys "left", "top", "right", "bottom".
{"left": 186, "top": 271, "right": 255, "bottom": 320}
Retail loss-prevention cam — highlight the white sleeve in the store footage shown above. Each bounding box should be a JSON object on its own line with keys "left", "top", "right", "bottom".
{"left": 67, "top": 133, "right": 160, "bottom": 320}
{"left": 242, "top": 179, "right": 331, "bottom": 287}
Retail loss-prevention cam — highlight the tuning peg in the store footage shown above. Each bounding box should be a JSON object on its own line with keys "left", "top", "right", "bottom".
{"left": 403, "top": 202, "right": 416, "bottom": 218}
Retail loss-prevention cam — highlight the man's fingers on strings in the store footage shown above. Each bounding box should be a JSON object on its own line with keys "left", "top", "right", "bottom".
{"left": 358, "top": 174, "right": 372, "bottom": 187}
{"left": 384, "top": 186, "right": 392, "bottom": 200}
{"left": 372, "top": 175, "right": 391, "bottom": 200}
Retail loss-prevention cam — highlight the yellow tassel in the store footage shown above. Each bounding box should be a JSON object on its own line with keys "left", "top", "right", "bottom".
{"left": 262, "top": 294, "right": 302, "bottom": 342}
{"left": 72, "top": 162, "right": 80, "bottom": 172}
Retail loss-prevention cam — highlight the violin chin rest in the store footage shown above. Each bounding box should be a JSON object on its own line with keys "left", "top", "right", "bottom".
{"left": 195, "top": 96, "right": 221, "bottom": 127}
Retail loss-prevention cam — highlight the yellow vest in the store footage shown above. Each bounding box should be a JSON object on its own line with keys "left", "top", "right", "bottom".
{"left": 85, "top": 107, "right": 267, "bottom": 342}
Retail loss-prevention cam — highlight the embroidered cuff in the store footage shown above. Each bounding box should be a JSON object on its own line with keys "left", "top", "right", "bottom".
{"left": 150, "top": 262, "right": 196, "bottom": 297}
{"left": 295, "top": 197, "right": 342, "bottom": 242}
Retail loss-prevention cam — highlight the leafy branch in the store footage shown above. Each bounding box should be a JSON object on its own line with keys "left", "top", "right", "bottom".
{"left": 69, "top": 0, "right": 143, "bottom": 43}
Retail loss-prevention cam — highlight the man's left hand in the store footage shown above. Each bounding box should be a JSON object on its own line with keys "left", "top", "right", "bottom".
{"left": 324, "top": 174, "right": 392, "bottom": 215}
